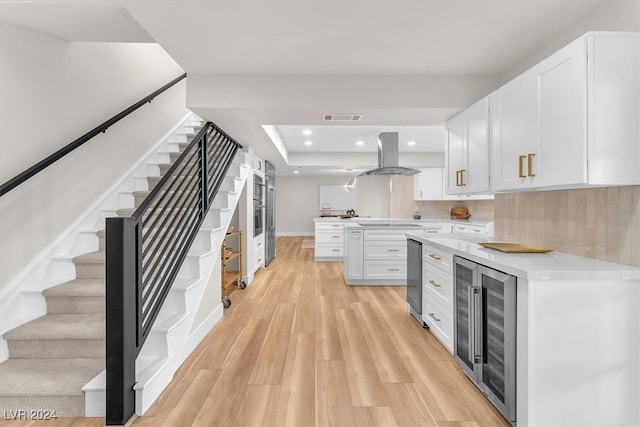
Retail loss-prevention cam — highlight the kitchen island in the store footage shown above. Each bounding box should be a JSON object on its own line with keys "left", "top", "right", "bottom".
{"left": 407, "top": 232, "right": 640, "bottom": 427}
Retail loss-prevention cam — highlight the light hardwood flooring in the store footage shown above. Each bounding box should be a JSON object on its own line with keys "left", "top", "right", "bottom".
{"left": 1, "top": 237, "right": 508, "bottom": 427}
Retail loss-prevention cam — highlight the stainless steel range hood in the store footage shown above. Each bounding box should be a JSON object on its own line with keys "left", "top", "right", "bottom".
{"left": 360, "top": 132, "right": 420, "bottom": 176}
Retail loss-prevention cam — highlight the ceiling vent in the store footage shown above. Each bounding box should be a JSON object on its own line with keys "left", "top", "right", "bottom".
{"left": 323, "top": 114, "right": 362, "bottom": 122}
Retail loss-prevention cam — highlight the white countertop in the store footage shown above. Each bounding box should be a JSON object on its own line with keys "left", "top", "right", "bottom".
{"left": 406, "top": 232, "right": 640, "bottom": 281}
{"left": 314, "top": 217, "right": 494, "bottom": 227}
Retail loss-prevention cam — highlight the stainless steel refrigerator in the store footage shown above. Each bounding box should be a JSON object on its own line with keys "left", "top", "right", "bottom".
{"left": 264, "top": 161, "right": 276, "bottom": 266}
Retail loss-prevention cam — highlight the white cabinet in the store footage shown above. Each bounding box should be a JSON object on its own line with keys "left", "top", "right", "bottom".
{"left": 315, "top": 222, "right": 344, "bottom": 261}
{"left": 344, "top": 229, "right": 363, "bottom": 280}
{"left": 445, "top": 97, "right": 491, "bottom": 195}
{"left": 452, "top": 224, "right": 487, "bottom": 235}
{"left": 416, "top": 168, "right": 493, "bottom": 201}
{"left": 491, "top": 32, "right": 640, "bottom": 192}
{"left": 253, "top": 234, "right": 265, "bottom": 271}
{"left": 414, "top": 168, "right": 445, "bottom": 201}
{"left": 421, "top": 242, "right": 455, "bottom": 354}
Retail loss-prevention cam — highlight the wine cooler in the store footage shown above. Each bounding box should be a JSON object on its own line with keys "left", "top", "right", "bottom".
{"left": 454, "top": 256, "right": 517, "bottom": 424}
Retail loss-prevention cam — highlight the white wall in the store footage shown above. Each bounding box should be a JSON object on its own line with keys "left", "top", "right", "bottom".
{"left": 276, "top": 174, "right": 391, "bottom": 235}
{"left": 0, "top": 22, "right": 188, "bottom": 286}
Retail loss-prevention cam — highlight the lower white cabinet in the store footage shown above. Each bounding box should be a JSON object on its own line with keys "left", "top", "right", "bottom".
{"left": 344, "top": 229, "right": 363, "bottom": 280}
{"left": 315, "top": 222, "right": 344, "bottom": 261}
{"left": 421, "top": 241, "right": 455, "bottom": 354}
{"left": 364, "top": 260, "right": 406, "bottom": 280}
{"left": 253, "top": 234, "right": 265, "bottom": 271}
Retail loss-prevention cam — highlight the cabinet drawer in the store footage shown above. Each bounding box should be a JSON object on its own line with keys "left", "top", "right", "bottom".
{"left": 254, "top": 251, "right": 264, "bottom": 270}
{"left": 315, "top": 245, "right": 343, "bottom": 257}
{"left": 452, "top": 224, "right": 486, "bottom": 234}
{"left": 363, "top": 260, "right": 406, "bottom": 279}
{"left": 423, "top": 244, "right": 453, "bottom": 274}
{"left": 315, "top": 222, "right": 344, "bottom": 231}
{"left": 423, "top": 266, "right": 453, "bottom": 309}
{"left": 315, "top": 230, "right": 344, "bottom": 244}
{"left": 364, "top": 241, "right": 407, "bottom": 259}
{"left": 364, "top": 229, "right": 412, "bottom": 241}
{"left": 423, "top": 298, "right": 453, "bottom": 353}
{"left": 254, "top": 235, "right": 265, "bottom": 253}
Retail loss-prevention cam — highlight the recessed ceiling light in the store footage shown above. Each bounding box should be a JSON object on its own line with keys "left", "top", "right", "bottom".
{"left": 294, "top": 170, "right": 299, "bottom": 174}
{"left": 356, "top": 140, "right": 364, "bottom": 146}
{"left": 408, "top": 140, "right": 416, "bottom": 146}
{"left": 302, "top": 129, "right": 312, "bottom": 136}
{"left": 304, "top": 140, "right": 313, "bottom": 146}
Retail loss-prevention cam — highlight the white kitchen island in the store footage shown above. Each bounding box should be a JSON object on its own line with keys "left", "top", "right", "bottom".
{"left": 407, "top": 232, "right": 640, "bottom": 427}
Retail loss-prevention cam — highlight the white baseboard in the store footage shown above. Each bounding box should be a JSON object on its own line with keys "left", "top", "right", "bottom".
{"left": 276, "top": 231, "right": 314, "bottom": 237}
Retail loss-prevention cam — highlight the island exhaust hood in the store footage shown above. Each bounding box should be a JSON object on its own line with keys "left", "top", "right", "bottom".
{"left": 360, "top": 132, "right": 420, "bottom": 176}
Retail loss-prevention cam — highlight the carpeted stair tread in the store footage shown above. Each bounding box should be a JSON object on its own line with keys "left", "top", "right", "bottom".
{"left": 42, "top": 279, "right": 104, "bottom": 298}
{"left": 0, "top": 358, "right": 104, "bottom": 397}
{"left": 3, "top": 314, "right": 104, "bottom": 341}
{"left": 72, "top": 251, "right": 104, "bottom": 264}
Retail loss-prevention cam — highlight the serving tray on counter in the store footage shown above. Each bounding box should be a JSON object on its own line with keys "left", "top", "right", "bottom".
{"left": 479, "top": 242, "right": 553, "bottom": 253}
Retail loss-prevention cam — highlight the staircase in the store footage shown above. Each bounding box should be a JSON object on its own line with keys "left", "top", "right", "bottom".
{"left": 0, "top": 114, "right": 250, "bottom": 417}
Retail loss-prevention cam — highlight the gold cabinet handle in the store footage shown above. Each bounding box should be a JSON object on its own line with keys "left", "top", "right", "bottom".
{"left": 518, "top": 155, "right": 526, "bottom": 178}
{"left": 459, "top": 169, "right": 466, "bottom": 186}
{"left": 388, "top": 249, "right": 400, "bottom": 252}
{"left": 388, "top": 268, "right": 400, "bottom": 272}
{"left": 428, "top": 254, "right": 442, "bottom": 260}
{"left": 473, "top": 229, "right": 482, "bottom": 232}
{"left": 428, "top": 280, "right": 441, "bottom": 288}
{"left": 257, "top": 242, "right": 262, "bottom": 247}
{"left": 332, "top": 235, "right": 341, "bottom": 238}
{"left": 429, "top": 313, "right": 441, "bottom": 322}
{"left": 455, "top": 170, "right": 460, "bottom": 186}
{"left": 527, "top": 153, "right": 536, "bottom": 177}
{"left": 332, "top": 249, "right": 340, "bottom": 252}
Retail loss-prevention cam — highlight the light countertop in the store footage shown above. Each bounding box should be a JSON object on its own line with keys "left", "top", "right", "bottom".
{"left": 406, "top": 232, "right": 640, "bottom": 281}
{"left": 314, "top": 217, "right": 494, "bottom": 227}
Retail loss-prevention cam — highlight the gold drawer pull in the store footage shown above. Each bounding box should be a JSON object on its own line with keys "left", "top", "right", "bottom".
{"left": 527, "top": 153, "right": 536, "bottom": 177}
{"left": 332, "top": 249, "right": 340, "bottom": 252}
{"left": 257, "top": 242, "right": 262, "bottom": 246}
{"left": 428, "top": 254, "right": 441, "bottom": 260}
{"left": 518, "top": 155, "right": 526, "bottom": 178}
{"left": 459, "top": 169, "right": 466, "bottom": 186}
{"left": 426, "top": 230, "right": 437, "bottom": 233}
{"left": 333, "top": 235, "right": 341, "bottom": 238}
{"left": 429, "top": 313, "right": 441, "bottom": 322}
{"left": 429, "top": 280, "right": 441, "bottom": 288}
{"left": 388, "top": 249, "right": 400, "bottom": 252}
{"left": 455, "top": 170, "right": 461, "bottom": 187}
{"left": 473, "top": 229, "right": 482, "bottom": 232}
{"left": 388, "top": 268, "right": 400, "bottom": 272}
{"left": 332, "top": 225, "right": 341, "bottom": 228}
{"left": 257, "top": 258, "right": 262, "bottom": 263}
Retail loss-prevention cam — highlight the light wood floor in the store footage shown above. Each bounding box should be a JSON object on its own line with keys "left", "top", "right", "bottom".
{"left": 2, "top": 237, "right": 508, "bottom": 427}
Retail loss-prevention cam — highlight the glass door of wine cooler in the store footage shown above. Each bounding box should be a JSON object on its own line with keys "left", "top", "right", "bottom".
{"left": 478, "top": 265, "right": 517, "bottom": 423}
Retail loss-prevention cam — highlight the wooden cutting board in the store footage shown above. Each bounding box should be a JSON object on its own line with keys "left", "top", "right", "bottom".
{"left": 479, "top": 242, "right": 553, "bottom": 253}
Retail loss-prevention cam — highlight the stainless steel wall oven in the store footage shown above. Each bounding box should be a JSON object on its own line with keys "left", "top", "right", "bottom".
{"left": 253, "top": 173, "right": 265, "bottom": 237}
{"left": 454, "top": 256, "right": 517, "bottom": 425}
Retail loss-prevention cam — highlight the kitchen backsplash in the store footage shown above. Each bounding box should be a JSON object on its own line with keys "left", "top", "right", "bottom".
{"left": 494, "top": 186, "right": 640, "bottom": 268}
{"left": 388, "top": 175, "right": 495, "bottom": 221}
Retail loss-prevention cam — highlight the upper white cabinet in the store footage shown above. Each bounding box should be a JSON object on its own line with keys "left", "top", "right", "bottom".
{"left": 414, "top": 168, "right": 447, "bottom": 201}
{"left": 415, "top": 168, "right": 493, "bottom": 201}
{"left": 491, "top": 32, "right": 640, "bottom": 192}
{"left": 445, "top": 98, "right": 491, "bottom": 195}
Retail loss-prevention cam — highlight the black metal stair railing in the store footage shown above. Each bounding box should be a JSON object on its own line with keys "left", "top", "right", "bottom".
{"left": 105, "top": 122, "right": 242, "bottom": 425}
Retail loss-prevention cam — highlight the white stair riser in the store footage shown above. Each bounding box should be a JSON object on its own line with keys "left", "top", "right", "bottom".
{"left": 212, "top": 192, "right": 233, "bottom": 209}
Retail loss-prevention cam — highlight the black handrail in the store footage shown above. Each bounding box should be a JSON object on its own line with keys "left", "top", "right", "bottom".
{"left": 0, "top": 73, "right": 187, "bottom": 197}
{"left": 105, "top": 121, "right": 243, "bottom": 425}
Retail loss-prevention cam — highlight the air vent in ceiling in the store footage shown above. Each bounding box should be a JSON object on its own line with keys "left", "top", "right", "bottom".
{"left": 323, "top": 114, "right": 362, "bottom": 121}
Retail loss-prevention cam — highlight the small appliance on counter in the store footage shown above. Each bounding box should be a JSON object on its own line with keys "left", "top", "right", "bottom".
{"left": 450, "top": 207, "right": 470, "bottom": 219}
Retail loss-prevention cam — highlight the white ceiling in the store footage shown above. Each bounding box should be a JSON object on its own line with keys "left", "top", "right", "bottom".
{"left": 276, "top": 125, "right": 446, "bottom": 153}
{"left": 1, "top": 0, "right": 621, "bottom": 175}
